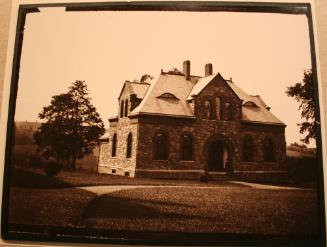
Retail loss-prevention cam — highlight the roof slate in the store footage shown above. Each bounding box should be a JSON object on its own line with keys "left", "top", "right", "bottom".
{"left": 128, "top": 72, "right": 284, "bottom": 125}
{"left": 130, "top": 74, "right": 195, "bottom": 117}
{"left": 119, "top": 81, "right": 150, "bottom": 99}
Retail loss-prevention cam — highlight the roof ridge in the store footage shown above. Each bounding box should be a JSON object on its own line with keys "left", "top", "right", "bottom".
{"left": 125, "top": 80, "right": 151, "bottom": 85}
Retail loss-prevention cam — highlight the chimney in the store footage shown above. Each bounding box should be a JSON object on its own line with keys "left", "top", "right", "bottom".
{"left": 183, "top": 60, "right": 190, "bottom": 80}
{"left": 205, "top": 63, "right": 213, "bottom": 76}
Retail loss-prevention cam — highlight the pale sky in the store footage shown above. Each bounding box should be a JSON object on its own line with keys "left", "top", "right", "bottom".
{"left": 15, "top": 8, "right": 314, "bottom": 146}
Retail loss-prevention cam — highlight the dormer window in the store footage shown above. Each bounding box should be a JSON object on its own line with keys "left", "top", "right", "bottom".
{"left": 243, "top": 101, "right": 259, "bottom": 107}
{"left": 157, "top": 93, "right": 179, "bottom": 100}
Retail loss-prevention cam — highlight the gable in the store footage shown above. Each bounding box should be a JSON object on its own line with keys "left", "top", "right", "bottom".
{"left": 118, "top": 81, "right": 150, "bottom": 100}
{"left": 187, "top": 73, "right": 241, "bottom": 102}
{"left": 195, "top": 73, "right": 242, "bottom": 102}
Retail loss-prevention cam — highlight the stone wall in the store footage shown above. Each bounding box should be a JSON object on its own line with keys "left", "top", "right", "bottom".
{"left": 236, "top": 123, "right": 287, "bottom": 171}
{"left": 98, "top": 86, "right": 139, "bottom": 177}
{"left": 134, "top": 74, "right": 287, "bottom": 179}
{"left": 99, "top": 73, "right": 287, "bottom": 181}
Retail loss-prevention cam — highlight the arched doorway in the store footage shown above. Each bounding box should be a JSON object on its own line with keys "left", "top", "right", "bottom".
{"left": 207, "top": 140, "right": 228, "bottom": 171}
{"left": 204, "top": 134, "right": 234, "bottom": 173}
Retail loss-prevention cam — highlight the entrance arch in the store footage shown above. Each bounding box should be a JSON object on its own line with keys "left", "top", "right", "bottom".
{"left": 204, "top": 134, "right": 234, "bottom": 173}
{"left": 208, "top": 140, "right": 227, "bottom": 171}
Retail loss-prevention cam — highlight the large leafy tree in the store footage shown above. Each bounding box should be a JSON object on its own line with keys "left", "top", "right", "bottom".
{"left": 34, "top": 80, "right": 105, "bottom": 171}
{"left": 286, "top": 69, "right": 316, "bottom": 144}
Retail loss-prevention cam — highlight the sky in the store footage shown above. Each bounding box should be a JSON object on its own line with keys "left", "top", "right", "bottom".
{"left": 15, "top": 8, "right": 314, "bottom": 146}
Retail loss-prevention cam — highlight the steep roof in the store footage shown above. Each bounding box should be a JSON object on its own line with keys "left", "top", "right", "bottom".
{"left": 226, "top": 81, "right": 284, "bottom": 125}
{"left": 130, "top": 74, "right": 195, "bottom": 117}
{"left": 118, "top": 81, "right": 150, "bottom": 100}
{"left": 187, "top": 73, "right": 219, "bottom": 100}
{"left": 127, "top": 71, "right": 284, "bottom": 125}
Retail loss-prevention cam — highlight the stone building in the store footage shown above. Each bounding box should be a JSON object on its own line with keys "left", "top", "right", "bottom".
{"left": 98, "top": 61, "right": 287, "bottom": 181}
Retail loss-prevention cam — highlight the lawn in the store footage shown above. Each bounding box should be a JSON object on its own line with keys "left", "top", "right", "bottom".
{"left": 9, "top": 186, "right": 319, "bottom": 238}
{"left": 10, "top": 166, "right": 242, "bottom": 188}
{"left": 83, "top": 187, "right": 319, "bottom": 236}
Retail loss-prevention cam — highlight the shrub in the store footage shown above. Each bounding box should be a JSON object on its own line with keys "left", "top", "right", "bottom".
{"left": 28, "top": 154, "right": 45, "bottom": 168}
{"left": 286, "top": 156, "right": 317, "bottom": 184}
{"left": 199, "top": 174, "right": 209, "bottom": 183}
{"left": 44, "top": 161, "right": 62, "bottom": 177}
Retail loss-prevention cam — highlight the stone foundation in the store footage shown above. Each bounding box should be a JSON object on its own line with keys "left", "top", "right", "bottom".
{"left": 135, "top": 169, "right": 205, "bottom": 180}
{"left": 233, "top": 170, "right": 288, "bottom": 183}
{"left": 98, "top": 164, "right": 136, "bottom": 177}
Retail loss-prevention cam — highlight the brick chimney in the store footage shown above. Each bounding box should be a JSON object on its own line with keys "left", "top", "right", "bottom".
{"left": 183, "top": 60, "right": 190, "bottom": 80}
{"left": 205, "top": 63, "right": 213, "bottom": 76}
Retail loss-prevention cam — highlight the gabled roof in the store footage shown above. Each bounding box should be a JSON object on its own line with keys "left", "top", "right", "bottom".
{"left": 130, "top": 74, "right": 195, "bottom": 117}
{"left": 187, "top": 73, "right": 219, "bottom": 100}
{"left": 118, "top": 81, "right": 150, "bottom": 100}
{"left": 225, "top": 81, "right": 284, "bottom": 125}
{"left": 123, "top": 69, "right": 284, "bottom": 125}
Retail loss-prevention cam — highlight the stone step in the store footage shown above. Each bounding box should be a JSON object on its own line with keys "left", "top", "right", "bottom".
{"left": 208, "top": 172, "right": 233, "bottom": 180}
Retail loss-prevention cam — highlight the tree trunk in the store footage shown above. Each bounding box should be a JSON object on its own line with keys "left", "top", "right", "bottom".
{"left": 70, "top": 154, "right": 77, "bottom": 171}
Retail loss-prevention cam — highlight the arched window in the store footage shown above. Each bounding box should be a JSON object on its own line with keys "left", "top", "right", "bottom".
{"left": 203, "top": 100, "right": 212, "bottom": 119}
{"left": 154, "top": 132, "right": 168, "bottom": 160}
{"left": 243, "top": 136, "right": 254, "bottom": 162}
{"left": 180, "top": 134, "right": 193, "bottom": 161}
{"left": 215, "top": 97, "right": 222, "bottom": 120}
{"left": 224, "top": 102, "right": 233, "bottom": 121}
{"left": 126, "top": 133, "right": 132, "bottom": 158}
{"left": 124, "top": 99, "right": 128, "bottom": 117}
{"left": 120, "top": 101, "right": 124, "bottom": 118}
{"left": 112, "top": 134, "right": 117, "bottom": 157}
{"left": 263, "top": 138, "right": 275, "bottom": 162}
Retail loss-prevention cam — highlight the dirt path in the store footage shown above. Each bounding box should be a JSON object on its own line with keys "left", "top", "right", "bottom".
{"left": 77, "top": 181, "right": 312, "bottom": 196}
{"left": 230, "top": 181, "right": 314, "bottom": 191}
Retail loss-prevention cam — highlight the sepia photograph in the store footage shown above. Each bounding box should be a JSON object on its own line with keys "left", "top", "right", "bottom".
{"left": 1, "top": 1, "right": 325, "bottom": 246}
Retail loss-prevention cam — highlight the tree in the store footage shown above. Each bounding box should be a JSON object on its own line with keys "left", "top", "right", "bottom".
{"left": 34, "top": 80, "right": 105, "bottom": 171}
{"left": 140, "top": 74, "right": 153, "bottom": 83}
{"left": 286, "top": 69, "right": 316, "bottom": 144}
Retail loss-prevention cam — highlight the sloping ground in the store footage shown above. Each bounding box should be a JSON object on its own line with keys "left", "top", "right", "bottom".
{"left": 10, "top": 167, "right": 243, "bottom": 188}
{"left": 286, "top": 146, "right": 316, "bottom": 158}
{"left": 8, "top": 186, "right": 319, "bottom": 240}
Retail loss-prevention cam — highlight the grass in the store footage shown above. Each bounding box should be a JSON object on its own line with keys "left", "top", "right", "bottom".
{"left": 83, "top": 187, "right": 319, "bottom": 236}
{"left": 10, "top": 166, "right": 243, "bottom": 188}
{"left": 9, "top": 186, "right": 319, "bottom": 237}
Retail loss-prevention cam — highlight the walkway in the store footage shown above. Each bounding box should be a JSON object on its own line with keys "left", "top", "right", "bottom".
{"left": 77, "top": 181, "right": 313, "bottom": 196}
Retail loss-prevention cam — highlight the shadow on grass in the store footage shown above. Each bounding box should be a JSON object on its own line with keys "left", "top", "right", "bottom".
{"left": 82, "top": 193, "right": 212, "bottom": 223}
{"left": 10, "top": 167, "right": 72, "bottom": 189}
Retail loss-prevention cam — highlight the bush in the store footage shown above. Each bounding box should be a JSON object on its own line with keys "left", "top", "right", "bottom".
{"left": 44, "top": 161, "right": 62, "bottom": 177}
{"left": 199, "top": 174, "right": 209, "bottom": 183}
{"left": 286, "top": 156, "right": 317, "bottom": 184}
{"left": 28, "top": 154, "right": 45, "bottom": 168}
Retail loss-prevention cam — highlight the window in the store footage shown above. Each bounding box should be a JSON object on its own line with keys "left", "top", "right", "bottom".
{"left": 154, "top": 132, "right": 168, "bottom": 160}
{"left": 124, "top": 171, "right": 130, "bottom": 177}
{"left": 224, "top": 102, "right": 233, "bottom": 120}
{"left": 180, "top": 134, "right": 193, "bottom": 161}
{"left": 124, "top": 99, "right": 128, "bottom": 117}
{"left": 157, "top": 93, "right": 179, "bottom": 100}
{"left": 215, "top": 97, "right": 222, "bottom": 120}
{"left": 203, "top": 100, "right": 212, "bottom": 119}
{"left": 126, "top": 133, "right": 132, "bottom": 158}
{"left": 263, "top": 138, "right": 275, "bottom": 162}
{"left": 120, "top": 101, "right": 124, "bottom": 118}
{"left": 112, "top": 134, "right": 117, "bottom": 157}
{"left": 112, "top": 169, "right": 116, "bottom": 174}
{"left": 243, "top": 136, "right": 254, "bottom": 162}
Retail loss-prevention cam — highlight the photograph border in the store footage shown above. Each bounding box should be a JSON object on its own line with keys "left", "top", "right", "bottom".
{"left": 1, "top": 1, "right": 325, "bottom": 246}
